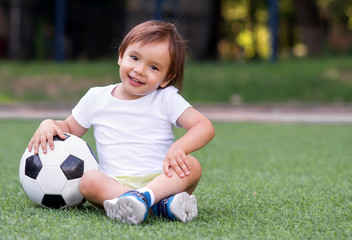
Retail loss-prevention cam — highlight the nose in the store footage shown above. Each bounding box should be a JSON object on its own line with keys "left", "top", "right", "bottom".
{"left": 134, "top": 63, "right": 146, "bottom": 76}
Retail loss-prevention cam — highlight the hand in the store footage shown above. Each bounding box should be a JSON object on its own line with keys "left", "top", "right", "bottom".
{"left": 163, "top": 145, "right": 191, "bottom": 178}
{"left": 27, "top": 119, "right": 66, "bottom": 154}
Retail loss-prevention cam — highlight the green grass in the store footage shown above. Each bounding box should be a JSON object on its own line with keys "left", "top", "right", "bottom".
{"left": 1, "top": 120, "right": 352, "bottom": 239}
{"left": 1, "top": 57, "right": 352, "bottom": 104}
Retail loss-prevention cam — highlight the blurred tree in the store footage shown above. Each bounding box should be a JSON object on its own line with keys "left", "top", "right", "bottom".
{"left": 2, "top": 0, "right": 352, "bottom": 60}
{"left": 204, "top": 0, "right": 222, "bottom": 59}
{"left": 220, "top": 0, "right": 270, "bottom": 60}
{"left": 9, "top": 0, "right": 21, "bottom": 59}
{"left": 220, "top": 0, "right": 352, "bottom": 60}
{"left": 0, "top": 6, "right": 8, "bottom": 58}
{"left": 66, "top": 0, "right": 126, "bottom": 59}
{"left": 278, "top": 0, "right": 296, "bottom": 57}
{"left": 293, "top": 0, "right": 327, "bottom": 56}
{"left": 248, "top": 0, "right": 267, "bottom": 59}
{"left": 54, "top": 0, "right": 65, "bottom": 62}
{"left": 322, "top": 0, "right": 352, "bottom": 53}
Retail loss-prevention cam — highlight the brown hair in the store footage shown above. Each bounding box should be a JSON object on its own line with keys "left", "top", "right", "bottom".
{"left": 119, "top": 20, "right": 186, "bottom": 90}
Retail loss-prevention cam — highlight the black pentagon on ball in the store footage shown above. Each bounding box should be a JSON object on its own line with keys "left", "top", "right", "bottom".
{"left": 60, "top": 155, "right": 84, "bottom": 180}
{"left": 42, "top": 194, "right": 66, "bottom": 209}
{"left": 53, "top": 133, "right": 71, "bottom": 142}
{"left": 25, "top": 155, "right": 43, "bottom": 179}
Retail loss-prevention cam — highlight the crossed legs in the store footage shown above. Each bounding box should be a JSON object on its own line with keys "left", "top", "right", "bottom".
{"left": 79, "top": 155, "right": 202, "bottom": 209}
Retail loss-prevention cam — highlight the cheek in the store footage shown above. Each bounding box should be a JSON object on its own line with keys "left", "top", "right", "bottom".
{"left": 119, "top": 65, "right": 126, "bottom": 79}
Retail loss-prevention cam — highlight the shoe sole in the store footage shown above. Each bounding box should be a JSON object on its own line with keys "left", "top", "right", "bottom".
{"left": 103, "top": 196, "right": 147, "bottom": 225}
{"left": 169, "top": 192, "right": 198, "bottom": 223}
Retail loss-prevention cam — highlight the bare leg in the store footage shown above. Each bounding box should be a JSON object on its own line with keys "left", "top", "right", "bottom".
{"left": 79, "top": 169, "right": 132, "bottom": 209}
{"left": 146, "top": 155, "right": 202, "bottom": 203}
{"left": 91, "top": 156, "right": 202, "bottom": 224}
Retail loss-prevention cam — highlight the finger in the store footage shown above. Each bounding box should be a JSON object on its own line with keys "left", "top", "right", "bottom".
{"left": 56, "top": 128, "right": 66, "bottom": 139}
{"left": 179, "top": 162, "right": 190, "bottom": 176}
{"left": 184, "top": 156, "right": 191, "bottom": 170}
{"left": 177, "top": 155, "right": 190, "bottom": 176}
{"left": 28, "top": 138, "right": 34, "bottom": 152}
{"left": 40, "top": 135, "right": 48, "bottom": 154}
{"left": 32, "top": 136, "right": 40, "bottom": 154}
{"left": 163, "top": 162, "right": 172, "bottom": 178}
{"left": 46, "top": 133, "right": 54, "bottom": 151}
{"left": 171, "top": 160, "right": 185, "bottom": 178}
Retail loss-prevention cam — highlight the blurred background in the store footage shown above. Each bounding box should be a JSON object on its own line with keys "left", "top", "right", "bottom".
{"left": 0, "top": 0, "right": 351, "bottom": 105}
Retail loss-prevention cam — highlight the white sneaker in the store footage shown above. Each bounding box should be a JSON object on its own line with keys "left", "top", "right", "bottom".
{"left": 103, "top": 190, "right": 149, "bottom": 225}
{"left": 152, "top": 192, "right": 198, "bottom": 223}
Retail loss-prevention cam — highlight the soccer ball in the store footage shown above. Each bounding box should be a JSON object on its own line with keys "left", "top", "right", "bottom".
{"left": 19, "top": 133, "right": 99, "bottom": 209}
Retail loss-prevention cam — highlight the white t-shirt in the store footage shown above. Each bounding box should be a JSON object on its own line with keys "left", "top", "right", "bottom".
{"left": 72, "top": 84, "right": 191, "bottom": 176}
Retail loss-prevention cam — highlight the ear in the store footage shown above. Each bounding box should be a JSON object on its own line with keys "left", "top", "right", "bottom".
{"left": 117, "top": 47, "right": 122, "bottom": 65}
{"left": 117, "top": 55, "right": 122, "bottom": 66}
{"left": 160, "top": 74, "right": 176, "bottom": 88}
{"left": 160, "top": 79, "right": 172, "bottom": 88}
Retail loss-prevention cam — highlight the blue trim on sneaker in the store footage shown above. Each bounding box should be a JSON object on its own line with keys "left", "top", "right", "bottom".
{"left": 152, "top": 195, "right": 177, "bottom": 221}
{"left": 142, "top": 191, "right": 152, "bottom": 208}
{"left": 119, "top": 190, "right": 150, "bottom": 220}
{"left": 151, "top": 201, "right": 160, "bottom": 215}
{"left": 166, "top": 195, "right": 177, "bottom": 221}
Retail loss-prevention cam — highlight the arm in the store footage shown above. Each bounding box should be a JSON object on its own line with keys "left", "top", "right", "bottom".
{"left": 163, "top": 107, "right": 215, "bottom": 177}
{"left": 28, "top": 114, "right": 88, "bottom": 154}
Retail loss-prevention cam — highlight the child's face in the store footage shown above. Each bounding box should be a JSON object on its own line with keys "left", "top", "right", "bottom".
{"left": 116, "top": 40, "right": 171, "bottom": 100}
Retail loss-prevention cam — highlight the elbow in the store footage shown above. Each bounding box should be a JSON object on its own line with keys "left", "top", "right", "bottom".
{"left": 207, "top": 119, "right": 216, "bottom": 141}
{"left": 211, "top": 124, "right": 216, "bottom": 140}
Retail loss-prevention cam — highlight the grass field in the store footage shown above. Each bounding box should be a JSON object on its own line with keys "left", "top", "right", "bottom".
{"left": 1, "top": 57, "right": 352, "bottom": 104}
{"left": 1, "top": 120, "right": 352, "bottom": 239}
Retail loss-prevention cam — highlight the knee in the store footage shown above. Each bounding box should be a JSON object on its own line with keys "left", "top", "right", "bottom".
{"left": 187, "top": 155, "right": 202, "bottom": 180}
{"left": 79, "top": 170, "right": 99, "bottom": 197}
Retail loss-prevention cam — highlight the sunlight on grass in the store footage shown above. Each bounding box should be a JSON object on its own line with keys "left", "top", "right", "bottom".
{"left": 1, "top": 121, "right": 352, "bottom": 239}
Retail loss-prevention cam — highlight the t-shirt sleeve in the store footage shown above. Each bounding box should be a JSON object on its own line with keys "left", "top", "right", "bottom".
{"left": 165, "top": 87, "right": 192, "bottom": 128}
{"left": 71, "top": 88, "right": 95, "bottom": 129}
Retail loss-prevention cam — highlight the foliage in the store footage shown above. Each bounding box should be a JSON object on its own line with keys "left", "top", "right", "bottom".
{"left": 220, "top": 0, "right": 352, "bottom": 59}
{"left": 1, "top": 120, "right": 352, "bottom": 239}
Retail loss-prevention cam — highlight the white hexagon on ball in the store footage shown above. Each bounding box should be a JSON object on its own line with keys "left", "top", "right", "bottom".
{"left": 61, "top": 178, "right": 84, "bottom": 206}
{"left": 21, "top": 177, "right": 44, "bottom": 204}
{"left": 39, "top": 141, "right": 70, "bottom": 167}
{"left": 36, "top": 166, "right": 67, "bottom": 194}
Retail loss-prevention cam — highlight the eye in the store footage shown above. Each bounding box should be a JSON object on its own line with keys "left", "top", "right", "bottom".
{"left": 150, "top": 65, "right": 158, "bottom": 71}
{"left": 130, "top": 55, "right": 138, "bottom": 61}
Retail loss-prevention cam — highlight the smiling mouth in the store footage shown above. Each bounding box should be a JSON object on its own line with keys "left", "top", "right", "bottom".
{"left": 128, "top": 75, "right": 145, "bottom": 86}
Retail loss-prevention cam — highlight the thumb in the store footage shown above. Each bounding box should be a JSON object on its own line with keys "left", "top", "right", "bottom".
{"left": 56, "top": 128, "right": 67, "bottom": 140}
{"left": 163, "top": 162, "right": 172, "bottom": 178}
